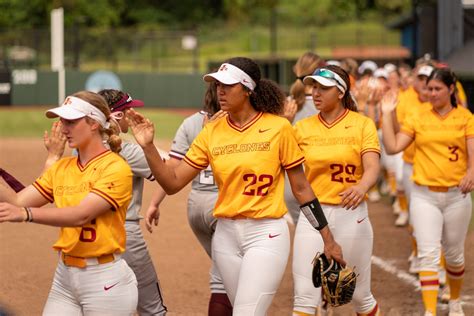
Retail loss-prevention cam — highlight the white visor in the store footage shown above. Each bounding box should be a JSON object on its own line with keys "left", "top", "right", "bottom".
{"left": 303, "top": 68, "right": 347, "bottom": 93}
{"left": 203, "top": 63, "right": 256, "bottom": 91}
{"left": 417, "top": 65, "right": 434, "bottom": 77}
{"left": 46, "top": 96, "right": 109, "bottom": 128}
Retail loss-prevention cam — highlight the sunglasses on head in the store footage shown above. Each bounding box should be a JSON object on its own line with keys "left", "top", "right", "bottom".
{"left": 313, "top": 68, "right": 346, "bottom": 89}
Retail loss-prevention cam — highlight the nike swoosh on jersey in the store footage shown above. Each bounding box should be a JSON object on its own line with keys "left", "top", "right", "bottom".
{"left": 104, "top": 282, "right": 120, "bottom": 291}
{"left": 357, "top": 217, "right": 367, "bottom": 224}
{"left": 259, "top": 128, "right": 271, "bottom": 133}
{"left": 345, "top": 125, "right": 352, "bottom": 129}
{"left": 268, "top": 233, "right": 281, "bottom": 238}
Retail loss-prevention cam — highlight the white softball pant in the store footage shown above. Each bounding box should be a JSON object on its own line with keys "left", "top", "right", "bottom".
{"left": 292, "top": 202, "right": 377, "bottom": 315}
{"left": 402, "top": 162, "right": 414, "bottom": 202}
{"left": 410, "top": 184, "right": 472, "bottom": 271}
{"left": 212, "top": 217, "right": 290, "bottom": 316}
{"left": 187, "top": 189, "right": 226, "bottom": 293}
{"left": 43, "top": 258, "right": 138, "bottom": 316}
{"left": 123, "top": 221, "right": 167, "bottom": 315}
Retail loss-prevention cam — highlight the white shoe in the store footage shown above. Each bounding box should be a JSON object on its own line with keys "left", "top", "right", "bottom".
{"left": 424, "top": 311, "right": 434, "bottom": 316}
{"left": 409, "top": 256, "right": 420, "bottom": 274}
{"left": 392, "top": 199, "right": 401, "bottom": 215}
{"left": 395, "top": 212, "right": 409, "bottom": 226}
{"left": 368, "top": 190, "right": 381, "bottom": 202}
{"left": 439, "top": 285, "right": 450, "bottom": 303}
{"left": 448, "top": 299, "right": 465, "bottom": 316}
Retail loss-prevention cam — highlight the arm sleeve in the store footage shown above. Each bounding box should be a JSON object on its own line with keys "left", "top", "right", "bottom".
{"left": 361, "top": 118, "right": 381, "bottom": 156}
{"left": 183, "top": 126, "right": 210, "bottom": 170}
{"left": 279, "top": 121, "right": 305, "bottom": 169}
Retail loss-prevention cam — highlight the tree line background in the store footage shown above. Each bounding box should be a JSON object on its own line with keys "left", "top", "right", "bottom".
{"left": 0, "top": 0, "right": 413, "bottom": 30}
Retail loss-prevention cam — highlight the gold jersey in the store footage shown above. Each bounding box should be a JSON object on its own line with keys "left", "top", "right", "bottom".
{"left": 33, "top": 150, "right": 132, "bottom": 257}
{"left": 401, "top": 106, "right": 474, "bottom": 186}
{"left": 396, "top": 89, "right": 432, "bottom": 164}
{"left": 294, "top": 109, "right": 380, "bottom": 205}
{"left": 184, "top": 112, "right": 304, "bottom": 219}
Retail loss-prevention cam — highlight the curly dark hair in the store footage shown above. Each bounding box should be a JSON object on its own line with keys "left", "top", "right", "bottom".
{"left": 225, "top": 57, "right": 285, "bottom": 115}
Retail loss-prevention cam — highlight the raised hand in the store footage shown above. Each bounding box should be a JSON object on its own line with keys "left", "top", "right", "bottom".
{"left": 281, "top": 97, "right": 298, "bottom": 122}
{"left": 380, "top": 90, "right": 398, "bottom": 114}
{"left": 125, "top": 109, "right": 155, "bottom": 148}
{"left": 44, "top": 121, "right": 66, "bottom": 158}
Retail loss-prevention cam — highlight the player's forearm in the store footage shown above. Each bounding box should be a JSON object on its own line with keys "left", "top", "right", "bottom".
{"left": 29, "top": 206, "right": 94, "bottom": 227}
{"left": 381, "top": 112, "right": 399, "bottom": 154}
{"left": 358, "top": 154, "right": 380, "bottom": 193}
{"left": 142, "top": 144, "right": 183, "bottom": 194}
{"left": 149, "top": 186, "right": 167, "bottom": 209}
{"left": 0, "top": 181, "right": 19, "bottom": 204}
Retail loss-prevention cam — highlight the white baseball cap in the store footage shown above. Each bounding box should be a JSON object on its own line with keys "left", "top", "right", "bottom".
{"left": 46, "top": 96, "right": 108, "bottom": 128}
{"left": 373, "top": 68, "right": 389, "bottom": 80}
{"left": 358, "top": 60, "right": 378, "bottom": 75}
{"left": 303, "top": 68, "right": 347, "bottom": 93}
{"left": 417, "top": 65, "right": 434, "bottom": 77}
{"left": 203, "top": 63, "right": 256, "bottom": 91}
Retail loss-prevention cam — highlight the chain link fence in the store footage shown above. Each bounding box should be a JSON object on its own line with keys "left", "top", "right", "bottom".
{"left": 0, "top": 25, "right": 401, "bottom": 74}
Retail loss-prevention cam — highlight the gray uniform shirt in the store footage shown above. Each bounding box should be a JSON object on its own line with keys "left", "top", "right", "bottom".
{"left": 169, "top": 111, "right": 218, "bottom": 192}
{"left": 121, "top": 142, "right": 155, "bottom": 221}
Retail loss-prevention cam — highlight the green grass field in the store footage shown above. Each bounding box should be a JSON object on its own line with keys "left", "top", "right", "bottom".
{"left": 0, "top": 108, "right": 185, "bottom": 139}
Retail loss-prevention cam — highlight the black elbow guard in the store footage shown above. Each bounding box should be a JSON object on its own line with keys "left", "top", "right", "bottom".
{"left": 300, "top": 198, "right": 328, "bottom": 231}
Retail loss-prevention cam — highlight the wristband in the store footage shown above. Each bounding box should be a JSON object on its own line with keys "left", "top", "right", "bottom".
{"left": 24, "top": 207, "right": 33, "bottom": 222}
{"left": 300, "top": 198, "right": 328, "bottom": 231}
{"left": 23, "top": 207, "right": 30, "bottom": 222}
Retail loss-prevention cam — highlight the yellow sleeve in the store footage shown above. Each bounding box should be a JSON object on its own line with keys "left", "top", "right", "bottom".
{"left": 466, "top": 114, "right": 474, "bottom": 138}
{"left": 32, "top": 160, "right": 61, "bottom": 202}
{"left": 90, "top": 158, "right": 132, "bottom": 212}
{"left": 184, "top": 126, "right": 210, "bottom": 170}
{"left": 361, "top": 118, "right": 381, "bottom": 155}
{"left": 279, "top": 121, "right": 305, "bottom": 169}
{"left": 401, "top": 111, "right": 417, "bottom": 138}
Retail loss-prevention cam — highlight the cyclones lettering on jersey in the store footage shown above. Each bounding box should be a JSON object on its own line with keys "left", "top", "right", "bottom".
{"left": 212, "top": 142, "right": 270, "bottom": 155}
{"left": 301, "top": 136, "right": 357, "bottom": 146}
{"left": 55, "top": 182, "right": 93, "bottom": 196}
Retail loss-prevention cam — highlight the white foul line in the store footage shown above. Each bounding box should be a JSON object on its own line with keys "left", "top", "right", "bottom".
{"left": 371, "top": 255, "right": 474, "bottom": 307}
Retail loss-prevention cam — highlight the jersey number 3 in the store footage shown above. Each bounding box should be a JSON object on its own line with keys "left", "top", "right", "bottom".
{"left": 242, "top": 174, "right": 274, "bottom": 196}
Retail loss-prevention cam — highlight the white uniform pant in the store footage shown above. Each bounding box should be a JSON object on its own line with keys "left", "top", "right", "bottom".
{"left": 123, "top": 221, "right": 167, "bottom": 315}
{"left": 410, "top": 184, "right": 472, "bottom": 271}
{"left": 402, "top": 162, "right": 414, "bottom": 202}
{"left": 212, "top": 217, "right": 290, "bottom": 316}
{"left": 43, "top": 258, "right": 138, "bottom": 316}
{"left": 292, "top": 202, "right": 377, "bottom": 314}
{"left": 187, "top": 190, "right": 225, "bottom": 293}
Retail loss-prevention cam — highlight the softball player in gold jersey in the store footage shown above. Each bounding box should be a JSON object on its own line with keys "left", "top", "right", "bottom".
{"left": 0, "top": 91, "right": 138, "bottom": 315}
{"left": 127, "top": 57, "right": 345, "bottom": 316}
{"left": 382, "top": 68, "right": 474, "bottom": 316}
{"left": 292, "top": 65, "right": 381, "bottom": 316}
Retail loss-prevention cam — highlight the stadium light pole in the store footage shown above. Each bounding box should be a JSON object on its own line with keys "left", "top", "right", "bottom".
{"left": 51, "top": 7, "right": 65, "bottom": 104}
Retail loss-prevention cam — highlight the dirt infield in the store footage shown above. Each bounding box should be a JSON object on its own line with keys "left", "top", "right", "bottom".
{"left": 0, "top": 138, "right": 473, "bottom": 316}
